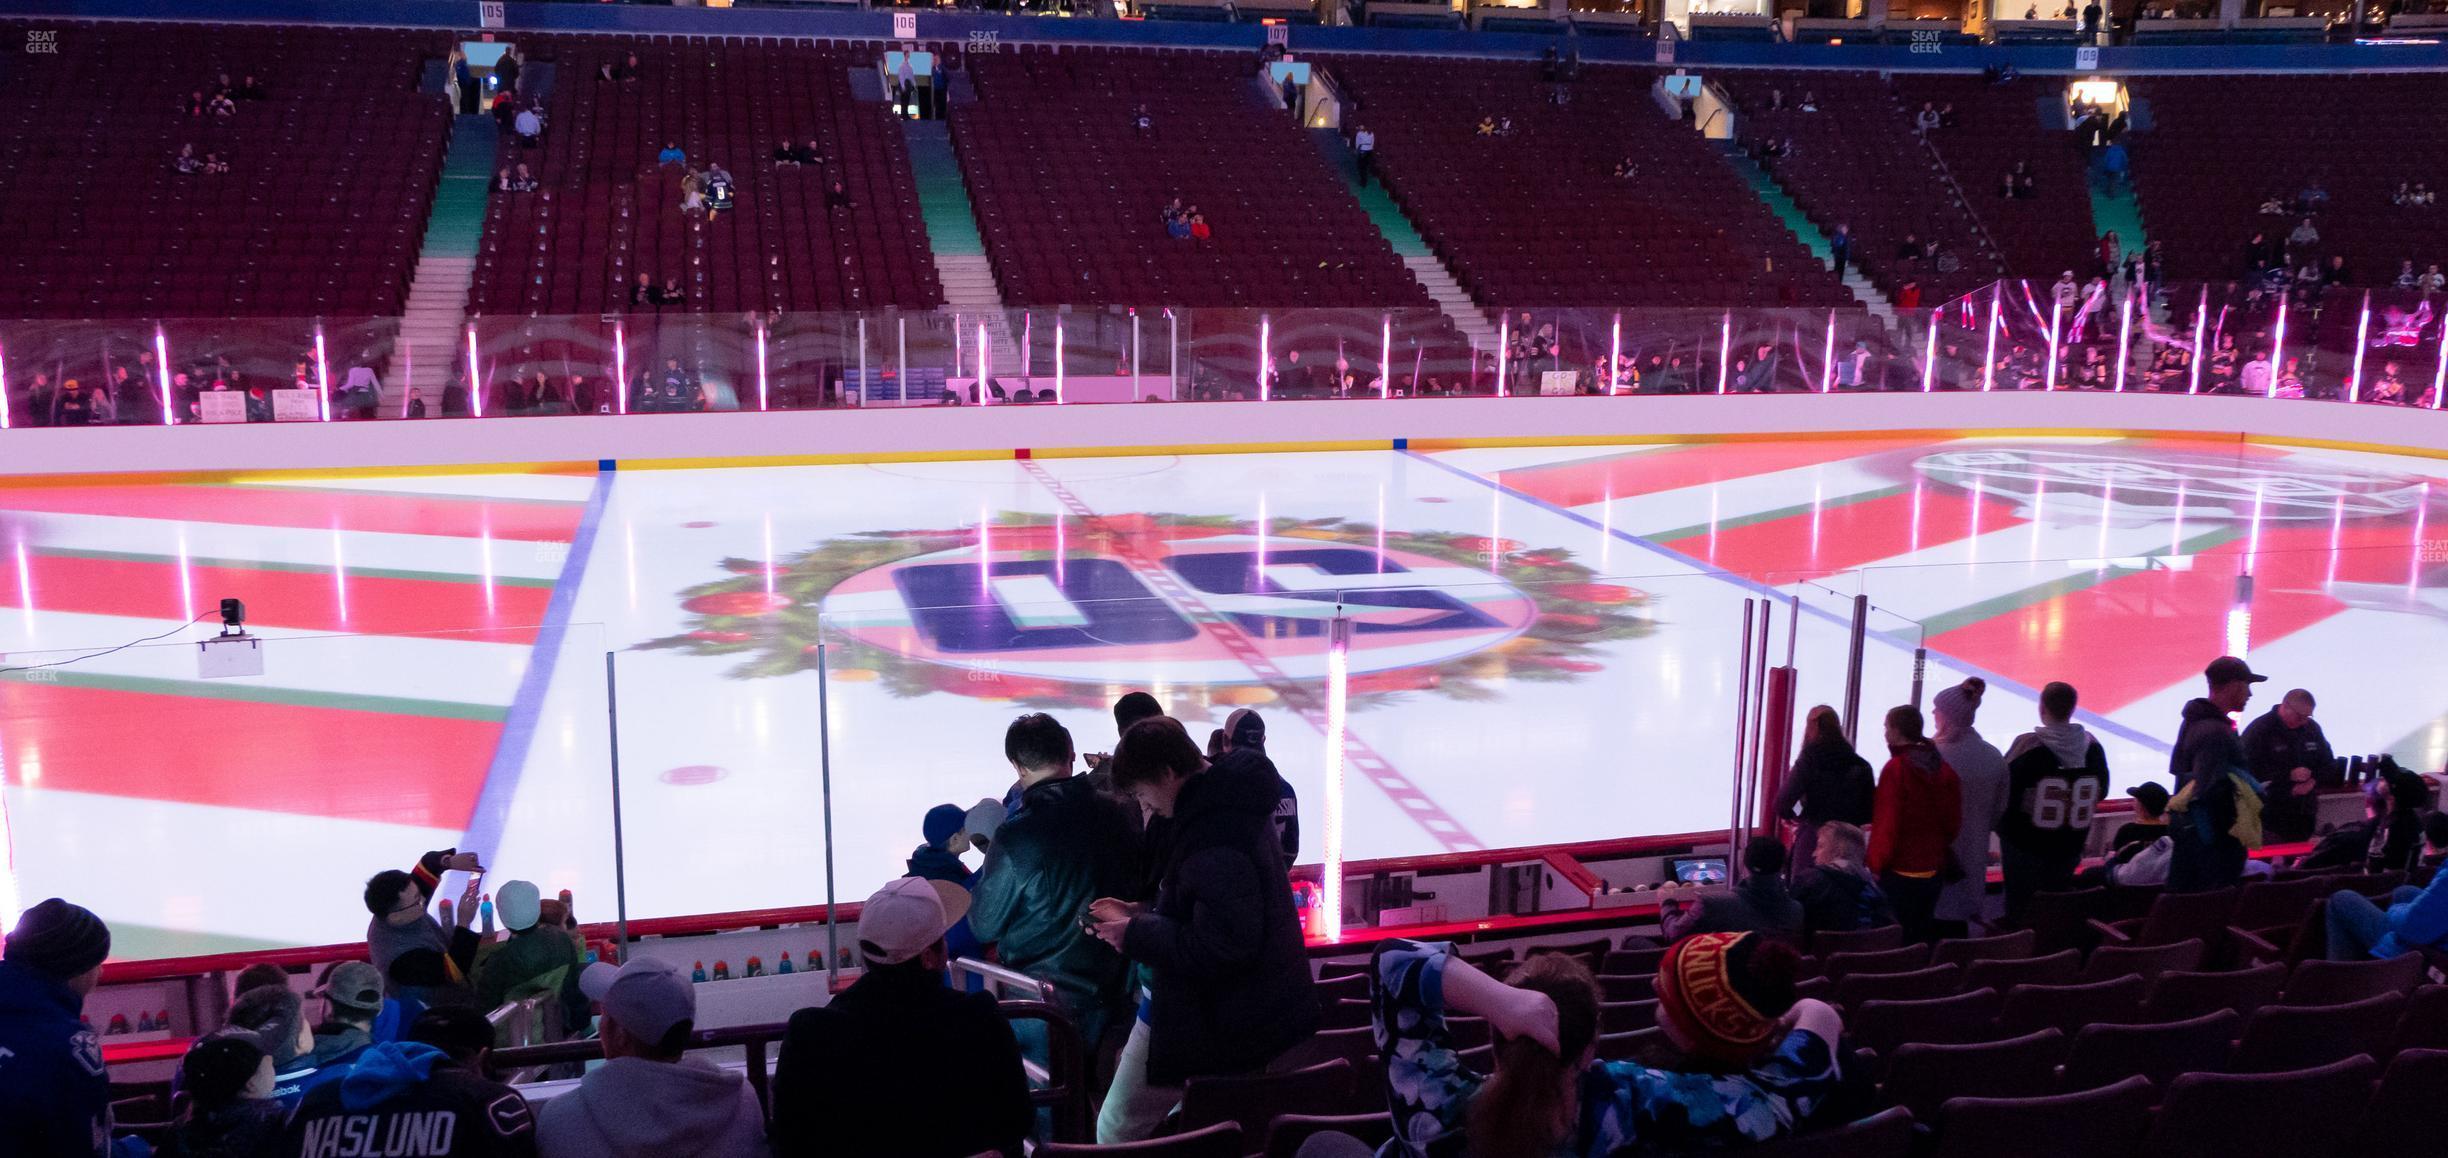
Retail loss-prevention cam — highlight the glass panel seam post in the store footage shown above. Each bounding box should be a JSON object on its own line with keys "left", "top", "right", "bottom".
{"left": 605, "top": 652, "right": 631, "bottom": 955}
{"left": 817, "top": 636, "right": 839, "bottom": 987}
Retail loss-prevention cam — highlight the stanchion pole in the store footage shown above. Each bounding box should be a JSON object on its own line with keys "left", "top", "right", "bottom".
{"left": 604, "top": 653, "right": 631, "bottom": 955}
{"left": 1730, "top": 598, "right": 1756, "bottom": 881}
{"left": 1841, "top": 594, "right": 1867, "bottom": 747}
{"left": 817, "top": 638, "right": 839, "bottom": 987}
{"left": 1747, "top": 599, "right": 1772, "bottom": 839}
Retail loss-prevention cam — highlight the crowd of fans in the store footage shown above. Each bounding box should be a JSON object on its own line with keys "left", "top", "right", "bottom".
{"left": 3, "top": 648, "right": 2442, "bottom": 1156}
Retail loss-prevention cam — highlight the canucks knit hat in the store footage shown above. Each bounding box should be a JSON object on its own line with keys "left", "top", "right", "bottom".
{"left": 1654, "top": 932, "right": 1803, "bottom": 1068}
{"left": 4, "top": 898, "right": 111, "bottom": 981}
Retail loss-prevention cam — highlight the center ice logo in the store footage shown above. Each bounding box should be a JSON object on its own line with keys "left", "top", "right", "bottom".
{"left": 641, "top": 514, "right": 1659, "bottom": 712}
{"left": 1915, "top": 447, "right": 2435, "bottom": 521}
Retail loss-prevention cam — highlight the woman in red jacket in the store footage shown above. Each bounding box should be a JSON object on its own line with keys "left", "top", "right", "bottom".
{"left": 1868, "top": 704, "right": 1962, "bottom": 943}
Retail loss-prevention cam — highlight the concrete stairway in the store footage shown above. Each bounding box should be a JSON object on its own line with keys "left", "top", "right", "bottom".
{"left": 1721, "top": 144, "right": 1899, "bottom": 329}
{"left": 390, "top": 257, "right": 476, "bottom": 415}
{"left": 1404, "top": 258, "right": 1501, "bottom": 353}
{"left": 383, "top": 114, "right": 495, "bottom": 415}
{"left": 1307, "top": 127, "right": 1500, "bottom": 353}
{"left": 903, "top": 120, "right": 1020, "bottom": 375}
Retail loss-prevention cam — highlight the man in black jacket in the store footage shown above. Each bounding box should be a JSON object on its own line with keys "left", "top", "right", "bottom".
{"left": 772, "top": 877, "right": 1032, "bottom": 1158}
{"left": 1999, "top": 681, "right": 2111, "bottom": 919}
{"left": 970, "top": 713, "right": 1143, "bottom": 1055}
{"left": 2168, "top": 656, "right": 2262, "bottom": 890}
{"left": 284, "top": 1005, "right": 537, "bottom": 1158}
{"left": 1089, "top": 716, "right": 1318, "bottom": 1143}
{"left": 2239, "top": 687, "right": 2335, "bottom": 790}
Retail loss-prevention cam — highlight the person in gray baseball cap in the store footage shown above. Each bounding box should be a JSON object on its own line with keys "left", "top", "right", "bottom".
{"left": 309, "top": 959, "right": 390, "bottom": 1069}
{"left": 0, "top": 898, "right": 116, "bottom": 1157}
{"left": 536, "top": 956, "right": 766, "bottom": 1158}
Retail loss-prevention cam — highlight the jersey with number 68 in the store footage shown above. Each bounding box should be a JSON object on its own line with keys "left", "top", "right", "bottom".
{"left": 2000, "top": 727, "right": 2112, "bottom": 859}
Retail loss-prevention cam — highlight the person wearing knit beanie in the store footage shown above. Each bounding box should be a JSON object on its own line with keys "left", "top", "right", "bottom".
{"left": 1654, "top": 932, "right": 1808, "bottom": 1069}
{"left": 1929, "top": 677, "right": 2009, "bottom": 937}
{"left": 0, "top": 898, "right": 118, "bottom": 1156}
{"left": 4, "top": 897, "right": 112, "bottom": 989}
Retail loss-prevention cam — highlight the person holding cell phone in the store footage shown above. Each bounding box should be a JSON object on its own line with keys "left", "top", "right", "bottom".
{"left": 363, "top": 848, "right": 487, "bottom": 1007}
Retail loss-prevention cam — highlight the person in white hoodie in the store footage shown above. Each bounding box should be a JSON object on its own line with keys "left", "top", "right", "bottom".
{"left": 1999, "top": 681, "right": 2111, "bottom": 920}
{"left": 538, "top": 956, "right": 768, "bottom": 1158}
{"left": 1930, "top": 678, "right": 2010, "bottom": 938}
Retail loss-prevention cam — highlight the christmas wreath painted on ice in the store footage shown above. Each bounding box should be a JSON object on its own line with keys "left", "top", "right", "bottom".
{"left": 636, "top": 512, "right": 1658, "bottom": 713}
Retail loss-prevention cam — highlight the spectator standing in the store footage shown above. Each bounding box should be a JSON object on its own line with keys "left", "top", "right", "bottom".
{"left": 365, "top": 849, "right": 485, "bottom": 1007}
{"left": 770, "top": 878, "right": 1032, "bottom": 1158}
{"left": 1089, "top": 716, "right": 1318, "bottom": 1143}
{"left": 451, "top": 48, "right": 477, "bottom": 114}
{"left": 1087, "top": 691, "right": 1166, "bottom": 791}
{"left": 907, "top": 800, "right": 979, "bottom": 886}
{"left": 1868, "top": 704, "right": 1962, "bottom": 942}
{"left": 2239, "top": 688, "right": 2335, "bottom": 792}
{"left": 1776, "top": 704, "right": 1874, "bottom": 873}
{"left": 1362, "top": 933, "right": 1844, "bottom": 1157}
{"left": 1215, "top": 708, "right": 1299, "bottom": 864}
{"left": 1829, "top": 224, "right": 1851, "bottom": 280}
{"left": 1998, "top": 681, "right": 2111, "bottom": 920}
{"left": 471, "top": 881, "right": 586, "bottom": 1035}
{"left": 0, "top": 898, "right": 115, "bottom": 1158}
{"left": 1352, "top": 124, "right": 1376, "bottom": 187}
{"left": 536, "top": 957, "right": 767, "bottom": 1158}
{"left": 285, "top": 1005, "right": 538, "bottom": 1158}
{"left": 968, "top": 714, "right": 1143, "bottom": 1055}
{"left": 164, "top": 1036, "right": 285, "bottom": 1158}
{"left": 2168, "top": 656, "right": 2264, "bottom": 890}
{"left": 512, "top": 104, "right": 542, "bottom": 149}
{"left": 1792, "top": 822, "right": 1895, "bottom": 937}
{"left": 1931, "top": 679, "right": 2008, "bottom": 937}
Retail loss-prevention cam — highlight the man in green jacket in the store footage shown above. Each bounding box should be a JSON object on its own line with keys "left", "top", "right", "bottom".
{"left": 969, "top": 713, "right": 1145, "bottom": 1054}
{"left": 471, "top": 881, "right": 586, "bottom": 1040}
